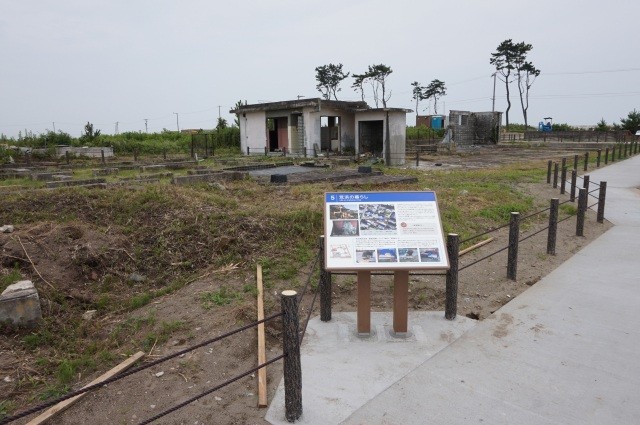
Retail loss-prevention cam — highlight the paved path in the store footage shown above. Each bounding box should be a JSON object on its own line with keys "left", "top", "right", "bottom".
{"left": 343, "top": 155, "right": 640, "bottom": 424}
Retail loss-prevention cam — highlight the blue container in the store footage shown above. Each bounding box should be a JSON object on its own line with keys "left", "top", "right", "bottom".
{"left": 431, "top": 116, "right": 444, "bottom": 129}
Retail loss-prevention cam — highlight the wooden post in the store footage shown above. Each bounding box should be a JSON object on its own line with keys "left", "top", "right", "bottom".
{"left": 576, "top": 188, "right": 587, "bottom": 237}
{"left": 26, "top": 152, "right": 31, "bottom": 166}
{"left": 281, "top": 290, "right": 302, "bottom": 422}
{"left": 357, "top": 271, "right": 371, "bottom": 335}
{"left": 617, "top": 143, "right": 622, "bottom": 160}
{"left": 605, "top": 147, "right": 609, "bottom": 164}
{"left": 415, "top": 146, "right": 420, "bottom": 167}
{"left": 552, "top": 163, "right": 559, "bottom": 188}
{"left": 163, "top": 148, "right": 167, "bottom": 160}
{"left": 583, "top": 152, "right": 589, "bottom": 171}
{"left": 570, "top": 169, "right": 577, "bottom": 202}
{"left": 547, "top": 198, "right": 559, "bottom": 255}
{"left": 561, "top": 157, "right": 567, "bottom": 171}
{"left": 319, "top": 236, "right": 332, "bottom": 322}
{"left": 624, "top": 142, "right": 628, "bottom": 157}
{"left": 611, "top": 145, "right": 616, "bottom": 163}
{"left": 560, "top": 166, "right": 567, "bottom": 194}
{"left": 597, "top": 181, "right": 607, "bottom": 223}
{"left": 256, "top": 265, "right": 267, "bottom": 408}
{"left": 65, "top": 151, "right": 70, "bottom": 165}
{"left": 546, "top": 160, "right": 552, "bottom": 184}
{"left": 393, "top": 271, "right": 409, "bottom": 334}
{"left": 247, "top": 146, "right": 250, "bottom": 156}
{"left": 583, "top": 174, "right": 590, "bottom": 192}
{"left": 101, "top": 149, "right": 105, "bottom": 165}
{"left": 445, "top": 234, "right": 459, "bottom": 320}
{"left": 507, "top": 212, "right": 520, "bottom": 281}
{"left": 264, "top": 146, "right": 268, "bottom": 156}
{"left": 573, "top": 154, "right": 579, "bottom": 170}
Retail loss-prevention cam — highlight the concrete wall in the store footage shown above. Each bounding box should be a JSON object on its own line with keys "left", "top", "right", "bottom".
{"left": 239, "top": 111, "right": 267, "bottom": 153}
{"left": 449, "top": 110, "right": 501, "bottom": 145}
{"left": 355, "top": 111, "right": 407, "bottom": 166}
{"left": 56, "top": 146, "right": 114, "bottom": 158}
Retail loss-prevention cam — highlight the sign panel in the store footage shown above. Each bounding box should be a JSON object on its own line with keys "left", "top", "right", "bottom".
{"left": 324, "top": 192, "right": 449, "bottom": 271}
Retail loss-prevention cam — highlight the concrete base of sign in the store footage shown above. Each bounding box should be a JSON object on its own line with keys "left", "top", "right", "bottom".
{"left": 0, "top": 280, "right": 42, "bottom": 326}
{"left": 265, "top": 311, "right": 477, "bottom": 425}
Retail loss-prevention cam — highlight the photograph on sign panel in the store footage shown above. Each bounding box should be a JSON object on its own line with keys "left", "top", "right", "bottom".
{"left": 358, "top": 204, "right": 397, "bottom": 234}
{"left": 330, "top": 219, "right": 359, "bottom": 237}
{"left": 398, "top": 248, "right": 420, "bottom": 262}
{"left": 377, "top": 248, "right": 398, "bottom": 262}
{"left": 356, "top": 249, "right": 377, "bottom": 263}
{"left": 329, "top": 204, "right": 359, "bottom": 220}
{"left": 329, "top": 244, "right": 351, "bottom": 259}
{"left": 419, "top": 247, "right": 441, "bottom": 262}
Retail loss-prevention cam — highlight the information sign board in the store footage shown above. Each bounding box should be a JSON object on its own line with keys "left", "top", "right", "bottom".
{"left": 324, "top": 191, "right": 449, "bottom": 271}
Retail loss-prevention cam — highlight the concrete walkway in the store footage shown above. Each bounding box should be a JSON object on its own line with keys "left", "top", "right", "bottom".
{"left": 342, "top": 154, "right": 640, "bottom": 424}
{"left": 266, "top": 154, "right": 640, "bottom": 425}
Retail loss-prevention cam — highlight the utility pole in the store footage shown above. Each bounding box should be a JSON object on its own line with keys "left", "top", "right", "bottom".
{"left": 115, "top": 122, "right": 119, "bottom": 135}
{"left": 491, "top": 72, "right": 497, "bottom": 112}
{"left": 52, "top": 122, "right": 56, "bottom": 132}
{"left": 144, "top": 119, "right": 148, "bottom": 133}
{"left": 218, "top": 105, "right": 221, "bottom": 120}
{"left": 173, "top": 112, "right": 179, "bottom": 132}
{"left": 297, "top": 95, "right": 305, "bottom": 100}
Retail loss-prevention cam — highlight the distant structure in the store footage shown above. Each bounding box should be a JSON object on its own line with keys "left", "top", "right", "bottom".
{"left": 231, "top": 98, "right": 412, "bottom": 165}
{"left": 448, "top": 110, "right": 502, "bottom": 145}
{"left": 416, "top": 115, "right": 446, "bottom": 130}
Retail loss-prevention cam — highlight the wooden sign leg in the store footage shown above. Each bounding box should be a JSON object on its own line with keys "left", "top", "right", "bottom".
{"left": 393, "top": 270, "right": 409, "bottom": 334}
{"left": 357, "top": 270, "right": 371, "bottom": 335}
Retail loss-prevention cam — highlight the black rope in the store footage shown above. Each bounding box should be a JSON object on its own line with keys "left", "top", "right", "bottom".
{"left": 520, "top": 206, "right": 551, "bottom": 221}
{"left": 459, "top": 221, "right": 511, "bottom": 244}
{"left": 557, "top": 214, "right": 575, "bottom": 224}
{"left": 588, "top": 201, "right": 599, "bottom": 208}
{"left": 559, "top": 199, "right": 573, "bottom": 206}
{"left": 458, "top": 244, "right": 510, "bottom": 272}
{"left": 297, "top": 254, "right": 319, "bottom": 302}
{"left": 589, "top": 187, "right": 600, "bottom": 194}
{"left": 588, "top": 193, "right": 599, "bottom": 200}
{"left": 300, "top": 290, "right": 319, "bottom": 343}
{"left": 138, "top": 354, "right": 285, "bottom": 425}
{"left": 0, "top": 312, "right": 283, "bottom": 424}
{"left": 519, "top": 225, "right": 550, "bottom": 243}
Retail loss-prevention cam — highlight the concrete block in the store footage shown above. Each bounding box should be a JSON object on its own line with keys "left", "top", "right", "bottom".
{"left": 0, "top": 280, "right": 42, "bottom": 326}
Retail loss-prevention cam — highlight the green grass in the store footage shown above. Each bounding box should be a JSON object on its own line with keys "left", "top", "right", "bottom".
{"left": 201, "top": 287, "right": 243, "bottom": 309}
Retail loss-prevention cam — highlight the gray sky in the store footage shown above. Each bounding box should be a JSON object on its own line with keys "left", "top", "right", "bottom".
{"left": 1, "top": 0, "right": 639, "bottom": 138}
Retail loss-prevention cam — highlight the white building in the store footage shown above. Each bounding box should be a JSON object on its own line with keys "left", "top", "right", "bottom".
{"left": 231, "top": 98, "right": 411, "bottom": 165}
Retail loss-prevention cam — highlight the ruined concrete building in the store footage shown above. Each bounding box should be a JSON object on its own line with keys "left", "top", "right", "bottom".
{"left": 231, "top": 99, "right": 411, "bottom": 165}
{"left": 448, "top": 110, "right": 502, "bottom": 145}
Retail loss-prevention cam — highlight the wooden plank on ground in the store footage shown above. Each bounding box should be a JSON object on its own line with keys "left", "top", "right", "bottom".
{"left": 459, "top": 237, "right": 494, "bottom": 256}
{"left": 26, "top": 351, "right": 145, "bottom": 425}
{"left": 256, "top": 264, "right": 268, "bottom": 408}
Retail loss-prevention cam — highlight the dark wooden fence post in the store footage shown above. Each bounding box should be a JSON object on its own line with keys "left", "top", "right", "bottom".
{"left": 281, "top": 290, "right": 302, "bottom": 422}
{"left": 546, "top": 160, "right": 552, "bottom": 184}
{"left": 553, "top": 163, "right": 559, "bottom": 188}
{"left": 597, "top": 181, "right": 607, "bottom": 223}
{"left": 561, "top": 157, "right": 567, "bottom": 171}
{"left": 617, "top": 143, "right": 622, "bottom": 160}
{"left": 415, "top": 147, "right": 420, "bottom": 167}
{"left": 246, "top": 146, "right": 250, "bottom": 156}
{"left": 570, "top": 169, "right": 577, "bottom": 202}
{"left": 624, "top": 142, "right": 628, "bottom": 158}
{"left": 65, "top": 151, "right": 70, "bottom": 165}
{"left": 583, "top": 174, "right": 590, "bottom": 192}
{"left": 596, "top": 149, "right": 601, "bottom": 167}
{"left": 101, "top": 149, "right": 106, "bottom": 165}
{"left": 547, "top": 198, "right": 559, "bottom": 255}
{"left": 611, "top": 146, "right": 616, "bottom": 163}
{"left": 576, "top": 188, "right": 587, "bottom": 237}
{"left": 319, "top": 236, "right": 332, "bottom": 322}
{"left": 560, "top": 166, "right": 567, "bottom": 194}
{"left": 605, "top": 147, "right": 609, "bottom": 164}
{"left": 583, "top": 152, "right": 589, "bottom": 171}
{"left": 507, "top": 212, "right": 520, "bottom": 280}
{"left": 264, "top": 146, "right": 268, "bottom": 156}
{"left": 445, "top": 234, "right": 459, "bottom": 320}
{"left": 573, "top": 154, "right": 579, "bottom": 170}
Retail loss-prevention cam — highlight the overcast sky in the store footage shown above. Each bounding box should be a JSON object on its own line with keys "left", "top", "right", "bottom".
{"left": 1, "top": 0, "right": 639, "bottom": 138}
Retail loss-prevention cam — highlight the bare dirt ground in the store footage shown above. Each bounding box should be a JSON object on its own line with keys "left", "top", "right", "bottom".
{"left": 1, "top": 144, "right": 613, "bottom": 424}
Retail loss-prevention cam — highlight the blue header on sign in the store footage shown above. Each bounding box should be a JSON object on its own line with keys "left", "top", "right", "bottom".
{"left": 325, "top": 192, "right": 435, "bottom": 203}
